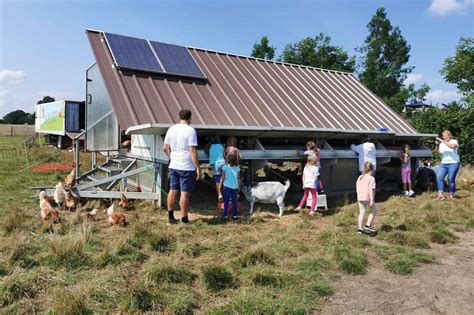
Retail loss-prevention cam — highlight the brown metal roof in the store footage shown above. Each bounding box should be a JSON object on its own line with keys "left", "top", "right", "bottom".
{"left": 87, "top": 29, "right": 418, "bottom": 135}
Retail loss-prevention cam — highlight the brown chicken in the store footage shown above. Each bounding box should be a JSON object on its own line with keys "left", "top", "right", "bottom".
{"left": 65, "top": 191, "right": 78, "bottom": 211}
{"left": 105, "top": 204, "right": 126, "bottom": 226}
{"left": 121, "top": 140, "right": 132, "bottom": 151}
{"left": 39, "top": 191, "right": 61, "bottom": 223}
{"left": 136, "top": 184, "right": 141, "bottom": 193}
{"left": 118, "top": 193, "right": 131, "bottom": 209}
{"left": 65, "top": 167, "right": 76, "bottom": 189}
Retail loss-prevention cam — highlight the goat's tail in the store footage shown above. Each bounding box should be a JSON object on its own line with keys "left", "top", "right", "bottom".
{"left": 284, "top": 180, "right": 290, "bottom": 191}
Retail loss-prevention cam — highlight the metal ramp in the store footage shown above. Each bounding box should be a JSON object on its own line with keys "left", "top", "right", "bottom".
{"left": 32, "top": 154, "right": 161, "bottom": 202}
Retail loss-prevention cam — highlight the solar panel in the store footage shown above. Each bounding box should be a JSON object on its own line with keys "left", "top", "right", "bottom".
{"left": 104, "top": 33, "right": 163, "bottom": 73}
{"left": 150, "top": 41, "right": 206, "bottom": 79}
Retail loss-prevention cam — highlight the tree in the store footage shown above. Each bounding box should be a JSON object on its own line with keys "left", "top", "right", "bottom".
{"left": 251, "top": 36, "right": 276, "bottom": 60}
{"left": 407, "top": 83, "right": 430, "bottom": 104}
{"left": 440, "top": 37, "right": 473, "bottom": 105}
{"left": 358, "top": 8, "right": 412, "bottom": 110}
{"left": 279, "top": 33, "right": 355, "bottom": 72}
{"left": 411, "top": 102, "right": 474, "bottom": 163}
{"left": 37, "top": 95, "right": 55, "bottom": 104}
{"left": 2, "top": 110, "right": 31, "bottom": 124}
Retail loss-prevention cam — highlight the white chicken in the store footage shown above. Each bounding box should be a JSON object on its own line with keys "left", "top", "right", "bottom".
{"left": 54, "top": 181, "right": 66, "bottom": 210}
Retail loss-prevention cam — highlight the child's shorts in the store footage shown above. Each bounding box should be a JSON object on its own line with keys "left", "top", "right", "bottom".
{"left": 212, "top": 159, "right": 226, "bottom": 183}
{"left": 401, "top": 167, "right": 411, "bottom": 183}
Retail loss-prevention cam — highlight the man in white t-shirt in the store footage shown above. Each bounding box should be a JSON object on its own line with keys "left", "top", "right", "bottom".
{"left": 351, "top": 136, "right": 377, "bottom": 176}
{"left": 163, "top": 109, "right": 200, "bottom": 224}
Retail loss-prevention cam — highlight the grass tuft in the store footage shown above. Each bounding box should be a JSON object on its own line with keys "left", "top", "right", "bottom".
{"left": 236, "top": 249, "right": 275, "bottom": 268}
{"left": 340, "top": 251, "right": 368, "bottom": 275}
{"left": 430, "top": 226, "right": 458, "bottom": 244}
{"left": 121, "top": 282, "right": 156, "bottom": 312}
{"left": 252, "top": 272, "right": 281, "bottom": 287}
{"left": 145, "top": 265, "right": 195, "bottom": 285}
{"left": 47, "top": 287, "right": 91, "bottom": 315}
{"left": 1, "top": 207, "right": 29, "bottom": 235}
{"left": 47, "top": 237, "right": 89, "bottom": 270}
{"left": 202, "top": 265, "right": 235, "bottom": 292}
{"left": 310, "top": 279, "right": 334, "bottom": 296}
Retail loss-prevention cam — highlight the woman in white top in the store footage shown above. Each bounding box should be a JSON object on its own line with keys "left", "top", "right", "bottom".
{"left": 435, "top": 130, "right": 460, "bottom": 200}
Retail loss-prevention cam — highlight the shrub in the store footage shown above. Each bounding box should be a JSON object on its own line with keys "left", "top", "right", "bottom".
{"left": 145, "top": 266, "right": 195, "bottom": 285}
{"left": 202, "top": 265, "right": 235, "bottom": 292}
{"left": 237, "top": 249, "right": 275, "bottom": 268}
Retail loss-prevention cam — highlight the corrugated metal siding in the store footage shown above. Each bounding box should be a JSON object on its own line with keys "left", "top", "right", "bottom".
{"left": 87, "top": 30, "right": 417, "bottom": 134}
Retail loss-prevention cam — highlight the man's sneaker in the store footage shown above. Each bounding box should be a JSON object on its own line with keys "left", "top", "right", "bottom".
{"left": 357, "top": 229, "right": 364, "bottom": 235}
{"left": 364, "top": 224, "right": 377, "bottom": 234}
{"left": 223, "top": 216, "right": 228, "bottom": 220}
{"left": 309, "top": 210, "right": 316, "bottom": 216}
{"left": 167, "top": 218, "right": 179, "bottom": 225}
{"left": 408, "top": 190, "right": 415, "bottom": 197}
{"left": 232, "top": 216, "right": 238, "bottom": 220}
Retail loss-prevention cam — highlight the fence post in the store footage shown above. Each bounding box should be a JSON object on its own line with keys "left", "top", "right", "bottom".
{"left": 10, "top": 126, "right": 13, "bottom": 136}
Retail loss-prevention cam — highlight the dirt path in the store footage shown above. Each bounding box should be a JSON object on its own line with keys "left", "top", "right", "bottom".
{"left": 320, "top": 231, "right": 474, "bottom": 314}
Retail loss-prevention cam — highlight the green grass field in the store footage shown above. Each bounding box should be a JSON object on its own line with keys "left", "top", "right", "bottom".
{"left": 0, "top": 136, "right": 473, "bottom": 313}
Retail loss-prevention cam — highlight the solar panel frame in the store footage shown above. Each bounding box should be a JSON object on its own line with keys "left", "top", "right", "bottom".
{"left": 104, "top": 32, "right": 164, "bottom": 73}
{"left": 150, "top": 41, "right": 207, "bottom": 79}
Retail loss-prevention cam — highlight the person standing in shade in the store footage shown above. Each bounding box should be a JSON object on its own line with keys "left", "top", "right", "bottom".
{"left": 351, "top": 136, "right": 377, "bottom": 176}
{"left": 163, "top": 109, "right": 201, "bottom": 224}
{"left": 435, "top": 130, "right": 460, "bottom": 200}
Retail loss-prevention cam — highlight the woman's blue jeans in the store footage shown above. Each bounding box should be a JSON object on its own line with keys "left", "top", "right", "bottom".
{"left": 223, "top": 186, "right": 238, "bottom": 217}
{"left": 437, "top": 162, "right": 460, "bottom": 194}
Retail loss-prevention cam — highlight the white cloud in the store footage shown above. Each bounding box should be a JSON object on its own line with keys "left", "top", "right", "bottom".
{"left": 426, "top": 89, "right": 461, "bottom": 104}
{"left": 0, "top": 69, "right": 26, "bottom": 85}
{"left": 428, "top": 0, "right": 473, "bottom": 16}
{"left": 404, "top": 73, "right": 424, "bottom": 85}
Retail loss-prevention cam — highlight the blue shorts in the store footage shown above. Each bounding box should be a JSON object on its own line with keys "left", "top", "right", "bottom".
{"left": 169, "top": 168, "right": 196, "bottom": 192}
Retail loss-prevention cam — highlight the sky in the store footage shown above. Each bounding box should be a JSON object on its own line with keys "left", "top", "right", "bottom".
{"left": 0, "top": 0, "right": 473, "bottom": 117}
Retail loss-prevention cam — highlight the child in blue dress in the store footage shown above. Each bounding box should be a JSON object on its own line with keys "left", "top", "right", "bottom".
{"left": 219, "top": 152, "right": 240, "bottom": 220}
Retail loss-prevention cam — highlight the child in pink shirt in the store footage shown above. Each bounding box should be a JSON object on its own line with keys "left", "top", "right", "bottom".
{"left": 356, "top": 161, "right": 377, "bottom": 235}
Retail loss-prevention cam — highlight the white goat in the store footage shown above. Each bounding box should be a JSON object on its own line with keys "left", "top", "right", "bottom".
{"left": 241, "top": 180, "right": 290, "bottom": 216}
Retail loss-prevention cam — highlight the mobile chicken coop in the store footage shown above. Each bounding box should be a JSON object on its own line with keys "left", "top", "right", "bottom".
{"left": 60, "top": 29, "right": 436, "bottom": 206}
{"left": 35, "top": 100, "right": 85, "bottom": 148}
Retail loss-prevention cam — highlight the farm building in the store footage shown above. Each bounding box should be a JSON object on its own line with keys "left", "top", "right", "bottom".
{"left": 65, "top": 29, "right": 435, "bottom": 206}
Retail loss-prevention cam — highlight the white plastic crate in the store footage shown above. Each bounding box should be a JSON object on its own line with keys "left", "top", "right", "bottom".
{"left": 306, "top": 193, "right": 328, "bottom": 210}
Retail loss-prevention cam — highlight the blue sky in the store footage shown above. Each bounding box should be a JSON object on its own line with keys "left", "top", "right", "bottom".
{"left": 0, "top": 0, "right": 473, "bottom": 116}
